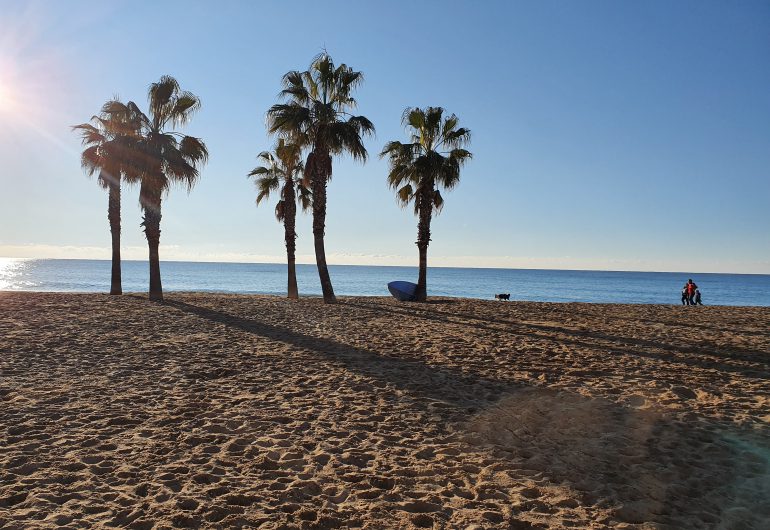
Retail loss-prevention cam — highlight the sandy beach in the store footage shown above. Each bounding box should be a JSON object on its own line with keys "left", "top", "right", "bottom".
{"left": 1, "top": 292, "right": 768, "bottom": 529}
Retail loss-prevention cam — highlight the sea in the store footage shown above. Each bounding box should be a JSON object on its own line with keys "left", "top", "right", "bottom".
{"left": 1, "top": 258, "right": 769, "bottom": 307}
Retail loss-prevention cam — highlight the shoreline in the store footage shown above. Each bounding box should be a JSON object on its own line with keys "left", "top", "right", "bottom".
{"left": 3, "top": 261, "right": 770, "bottom": 307}
{"left": 3, "top": 290, "right": 770, "bottom": 309}
{"left": 1, "top": 292, "right": 768, "bottom": 528}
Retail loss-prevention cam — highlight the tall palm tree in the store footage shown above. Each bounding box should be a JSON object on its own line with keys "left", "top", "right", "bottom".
{"left": 72, "top": 99, "right": 140, "bottom": 295}
{"left": 105, "top": 76, "right": 208, "bottom": 302}
{"left": 267, "top": 53, "right": 375, "bottom": 303}
{"left": 248, "top": 138, "right": 310, "bottom": 299}
{"left": 381, "top": 107, "right": 472, "bottom": 302}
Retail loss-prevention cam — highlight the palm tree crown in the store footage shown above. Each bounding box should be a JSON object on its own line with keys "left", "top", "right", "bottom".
{"left": 110, "top": 77, "right": 208, "bottom": 203}
{"left": 73, "top": 100, "right": 141, "bottom": 190}
{"left": 381, "top": 107, "right": 471, "bottom": 214}
{"left": 249, "top": 139, "right": 310, "bottom": 221}
{"left": 267, "top": 53, "right": 374, "bottom": 166}
{"left": 265, "top": 53, "right": 374, "bottom": 303}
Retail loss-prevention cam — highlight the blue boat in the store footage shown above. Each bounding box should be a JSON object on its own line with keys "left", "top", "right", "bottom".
{"left": 387, "top": 281, "right": 418, "bottom": 302}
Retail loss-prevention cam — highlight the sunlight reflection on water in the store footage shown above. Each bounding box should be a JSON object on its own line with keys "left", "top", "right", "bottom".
{"left": 0, "top": 257, "right": 26, "bottom": 290}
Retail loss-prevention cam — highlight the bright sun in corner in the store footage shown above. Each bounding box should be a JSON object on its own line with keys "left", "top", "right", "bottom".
{"left": 0, "top": 69, "right": 19, "bottom": 116}
{"left": 0, "top": 5, "right": 80, "bottom": 149}
{"left": 0, "top": 82, "right": 10, "bottom": 113}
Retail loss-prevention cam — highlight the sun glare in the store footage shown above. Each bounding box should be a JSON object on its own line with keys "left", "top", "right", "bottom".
{"left": 0, "top": 63, "right": 21, "bottom": 117}
{"left": 0, "top": 81, "right": 11, "bottom": 113}
{"left": 0, "top": 258, "right": 23, "bottom": 290}
{"left": 0, "top": 2, "right": 83, "bottom": 149}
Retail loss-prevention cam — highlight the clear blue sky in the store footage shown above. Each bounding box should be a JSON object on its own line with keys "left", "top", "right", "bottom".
{"left": 1, "top": 0, "right": 768, "bottom": 273}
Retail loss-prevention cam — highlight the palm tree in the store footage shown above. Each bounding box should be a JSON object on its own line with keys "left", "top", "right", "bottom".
{"left": 72, "top": 99, "right": 140, "bottom": 295}
{"left": 267, "top": 53, "right": 375, "bottom": 303}
{"left": 248, "top": 138, "right": 310, "bottom": 299}
{"left": 105, "top": 76, "right": 208, "bottom": 302}
{"left": 381, "top": 107, "right": 472, "bottom": 302}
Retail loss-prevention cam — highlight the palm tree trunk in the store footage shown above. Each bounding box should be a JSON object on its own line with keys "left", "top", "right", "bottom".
{"left": 313, "top": 187, "right": 335, "bottom": 303}
{"left": 141, "top": 189, "right": 163, "bottom": 302}
{"left": 284, "top": 181, "right": 298, "bottom": 299}
{"left": 416, "top": 243, "right": 429, "bottom": 302}
{"left": 107, "top": 181, "right": 122, "bottom": 295}
{"left": 311, "top": 149, "right": 336, "bottom": 304}
{"left": 287, "top": 256, "right": 298, "bottom": 299}
{"left": 415, "top": 188, "right": 432, "bottom": 302}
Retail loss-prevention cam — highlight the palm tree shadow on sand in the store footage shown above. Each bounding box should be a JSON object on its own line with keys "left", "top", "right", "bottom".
{"left": 342, "top": 299, "right": 769, "bottom": 376}
{"left": 160, "top": 296, "right": 769, "bottom": 528}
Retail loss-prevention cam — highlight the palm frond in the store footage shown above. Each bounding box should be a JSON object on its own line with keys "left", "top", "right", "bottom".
{"left": 267, "top": 103, "right": 311, "bottom": 137}
{"left": 325, "top": 120, "right": 368, "bottom": 161}
{"left": 179, "top": 136, "right": 209, "bottom": 165}
{"left": 282, "top": 70, "right": 305, "bottom": 90}
{"left": 274, "top": 200, "right": 286, "bottom": 222}
{"left": 425, "top": 107, "right": 444, "bottom": 137}
{"left": 442, "top": 115, "right": 459, "bottom": 137}
{"left": 170, "top": 92, "right": 202, "bottom": 126}
{"left": 148, "top": 75, "right": 180, "bottom": 123}
{"left": 279, "top": 82, "right": 311, "bottom": 106}
{"left": 347, "top": 115, "right": 375, "bottom": 137}
{"left": 402, "top": 107, "right": 425, "bottom": 132}
{"left": 443, "top": 127, "right": 471, "bottom": 150}
{"left": 433, "top": 189, "right": 444, "bottom": 213}
{"left": 254, "top": 173, "right": 280, "bottom": 204}
{"left": 80, "top": 145, "right": 102, "bottom": 176}
{"left": 302, "top": 70, "right": 319, "bottom": 101}
{"left": 448, "top": 148, "right": 473, "bottom": 162}
{"left": 297, "top": 181, "right": 312, "bottom": 212}
{"left": 248, "top": 166, "right": 271, "bottom": 177}
{"left": 274, "top": 138, "right": 302, "bottom": 170}
{"left": 396, "top": 184, "right": 414, "bottom": 207}
{"left": 72, "top": 123, "right": 106, "bottom": 146}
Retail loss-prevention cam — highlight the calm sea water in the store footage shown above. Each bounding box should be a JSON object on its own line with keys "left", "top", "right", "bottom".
{"left": 1, "top": 258, "right": 769, "bottom": 306}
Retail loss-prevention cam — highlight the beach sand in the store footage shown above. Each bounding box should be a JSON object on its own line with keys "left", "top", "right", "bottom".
{"left": 1, "top": 292, "right": 768, "bottom": 529}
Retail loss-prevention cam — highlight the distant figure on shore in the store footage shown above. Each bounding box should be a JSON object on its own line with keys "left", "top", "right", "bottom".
{"left": 681, "top": 288, "right": 689, "bottom": 305}
{"left": 694, "top": 289, "right": 703, "bottom": 305}
{"left": 683, "top": 279, "right": 698, "bottom": 305}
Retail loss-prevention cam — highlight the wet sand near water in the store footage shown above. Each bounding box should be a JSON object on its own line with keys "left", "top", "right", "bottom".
{"left": 1, "top": 292, "right": 769, "bottom": 529}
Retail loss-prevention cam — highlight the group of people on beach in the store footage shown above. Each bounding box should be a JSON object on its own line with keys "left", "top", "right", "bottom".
{"left": 681, "top": 279, "right": 703, "bottom": 306}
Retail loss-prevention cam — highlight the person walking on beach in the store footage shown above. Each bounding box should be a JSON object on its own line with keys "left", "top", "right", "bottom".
{"left": 681, "top": 287, "right": 689, "bottom": 305}
{"left": 694, "top": 289, "right": 703, "bottom": 305}
{"left": 683, "top": 279, "right": 698, "bottom": 305}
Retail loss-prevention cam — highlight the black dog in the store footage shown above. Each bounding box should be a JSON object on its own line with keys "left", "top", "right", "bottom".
{"left": 495, "top": 293, "right": 510, "bottom": 301}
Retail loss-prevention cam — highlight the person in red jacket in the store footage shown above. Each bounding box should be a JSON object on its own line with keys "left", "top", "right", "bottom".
{"left": 683, "top": 279, "right": 698, "bottom": 305}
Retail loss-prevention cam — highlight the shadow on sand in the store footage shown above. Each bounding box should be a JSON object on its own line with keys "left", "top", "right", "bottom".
{"left": 158, "top": 295, "right": 769, "bottom": 528}
{"left": 342, "top": 299, "right": 770, "bottom": 378}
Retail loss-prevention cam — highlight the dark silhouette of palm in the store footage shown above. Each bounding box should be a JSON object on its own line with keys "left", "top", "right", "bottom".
{"left": 267, "top": 53, "right": 374, "bottom": 303}
{"left": 249, "top": 139, "right": 310, "bottom": 299}
{"left": 381, "top": 107, "right": 472, "bottom": 302}
{"left": 72, "top": 100, "right": 141, "bottom": 295}
{"left": 105, "top": 76, "right": 208, "bottom": 301}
